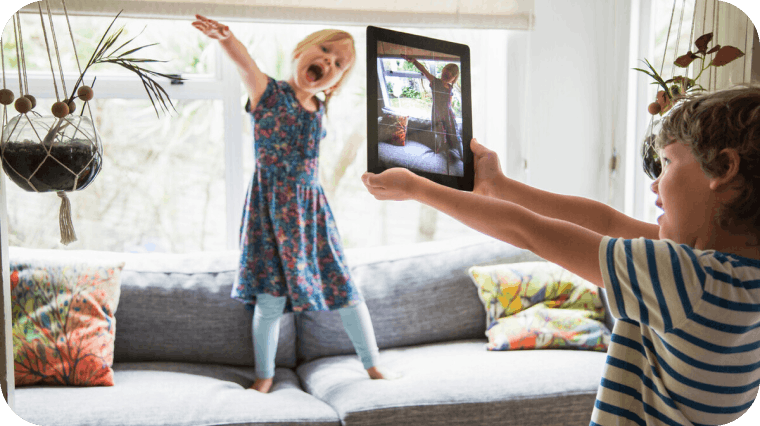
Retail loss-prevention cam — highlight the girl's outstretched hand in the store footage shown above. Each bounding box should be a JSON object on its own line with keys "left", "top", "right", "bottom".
{"left": 192, "top": 14, "right": 231, "bottom": 40}
{"left": 471, "top": 138, "right": 503, "bottom": 198}
{"left": 361, "top": 168, "right": 419, "bottom": 201}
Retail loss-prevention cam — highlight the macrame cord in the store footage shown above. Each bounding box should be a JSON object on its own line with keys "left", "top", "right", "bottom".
{"left": 2, "top": 0, "right": 103, "bottom": 245}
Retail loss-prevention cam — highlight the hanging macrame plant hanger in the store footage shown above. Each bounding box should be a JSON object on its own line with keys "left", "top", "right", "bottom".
{"left": 1, "top": 1, "right": 101, "bottom": 245}
{"left": 637, "top": 0, "right": 747, "bottom": 180}
{"left": 0, "top": 0, "right": 179, "bottom": 245}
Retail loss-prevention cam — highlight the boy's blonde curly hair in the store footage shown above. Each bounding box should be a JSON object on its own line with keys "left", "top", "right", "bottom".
{"left": 657, "top": 85, "right": 760, "bottom": 239}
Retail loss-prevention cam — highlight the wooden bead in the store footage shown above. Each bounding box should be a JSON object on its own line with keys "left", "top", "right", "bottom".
{"left": 648, "top": 102, "right": 662, "bottom": 115}
{"left": 77, "top": 86, "right": 94, "bottom": 101}
{"left": 67, "top": 100, "right": 76, "bottom": 114}
{"left": 14, "top": 97, "right": 32, "bottom": 114}
{"left": 24, "top": 94, "right": 36, "bottom": 109}
{"left": 0, "top": 88, "right": 13, "bottom": 105}
{"left": 51, "top": 101, "right": 70, "bottom": 118}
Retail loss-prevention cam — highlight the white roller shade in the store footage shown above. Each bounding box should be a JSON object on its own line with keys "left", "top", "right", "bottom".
{"left": 20, "top": 0, "right": 535, "bottom": 29}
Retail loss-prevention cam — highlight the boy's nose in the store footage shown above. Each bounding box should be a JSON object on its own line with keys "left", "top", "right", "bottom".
{"left": 650, "top": 178, "right": 659, "bottom": 194}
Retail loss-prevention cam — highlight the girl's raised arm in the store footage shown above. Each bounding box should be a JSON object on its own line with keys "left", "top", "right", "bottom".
{"left": 402, "top": 55, "right": 435, "bottom": 83}
{"left": 192, "top": 15, "right": 269, "bottom": 108}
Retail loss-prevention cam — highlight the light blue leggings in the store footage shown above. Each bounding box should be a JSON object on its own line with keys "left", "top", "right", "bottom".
{"left": 253, "top": 293, "right": 380, "bottom": 379}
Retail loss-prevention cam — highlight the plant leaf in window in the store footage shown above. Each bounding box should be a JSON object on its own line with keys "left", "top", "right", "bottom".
{"left": 694, "top": 32, "right": 713, "bottom": 54}
{"left": 709, "top": 46, "right": 745, "bottom": 67}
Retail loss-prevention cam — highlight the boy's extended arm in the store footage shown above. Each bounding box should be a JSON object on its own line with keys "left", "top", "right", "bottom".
{"left": 472, "top": 140, "right": 659, "bottom": 240}
{"left": 485, "top": 174, "right": 660, "bottom": 240}
{"left": 411, "top": 173, "right": 605, "bottom": 287}
{"left": 218, "top": 34, "right": 269, "bottom": 108}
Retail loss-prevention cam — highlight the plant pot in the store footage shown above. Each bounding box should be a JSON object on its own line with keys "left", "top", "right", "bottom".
{"left": 1, "top": 114, "right": 102, "bottom": 192}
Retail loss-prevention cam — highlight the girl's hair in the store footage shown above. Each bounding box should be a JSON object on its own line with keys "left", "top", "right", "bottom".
{"left": 441, "top": 63, "right": 460, "bottom": 82}
{"left": 292, "top": 29, "right": 356, "bottom": 112}
{"left": 657, "top": 85, "right": 760, "bottom": 239}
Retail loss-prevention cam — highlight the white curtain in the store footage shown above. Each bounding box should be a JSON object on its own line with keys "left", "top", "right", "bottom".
{"left": 507, "top": 0, "right": 632, "bottom": 211}
{"left": 692, "top": 0, "right": 756, "bottom": 90}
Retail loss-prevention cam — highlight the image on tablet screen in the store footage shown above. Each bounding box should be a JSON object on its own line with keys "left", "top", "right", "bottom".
{"left": 375, "top": 41, "right": 464, "bottom": 177}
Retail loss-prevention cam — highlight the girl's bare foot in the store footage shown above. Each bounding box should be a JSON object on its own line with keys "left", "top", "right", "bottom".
{"left": 367, "top": 366, "right": 384, "bottom": 380}
{"left": 367, "top": 366, "right": 402, "bottom": 380}
{"left": 250, "top": 377, "right": 273, "bottom": 393}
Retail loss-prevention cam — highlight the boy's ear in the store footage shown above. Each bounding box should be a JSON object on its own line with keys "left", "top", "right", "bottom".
{"left": 709, "top": 148, "right": 742, "bottom": 191}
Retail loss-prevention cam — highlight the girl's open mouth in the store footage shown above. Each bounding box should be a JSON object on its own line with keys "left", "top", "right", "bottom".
{"left": 306, "top": 64, "right": 324, "bottom": 82}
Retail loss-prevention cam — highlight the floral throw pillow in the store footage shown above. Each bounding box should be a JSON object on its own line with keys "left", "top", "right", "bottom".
{"left": 485, "top": 304, "right": 610, "bottom": 351}
{"left": 389, "top": 114, "right": 409, "bottom": 146}
{"left": 378, "top": 110, "right": 410, "bottom": 146}
{"left": 11, "top": 258, "right": 125, "bottom": 386}
{"left": 468, "top": 261, "right": 610, "bottom": 352}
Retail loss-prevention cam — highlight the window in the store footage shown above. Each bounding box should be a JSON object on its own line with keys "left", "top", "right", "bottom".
{"left": 2, "top": 14, "right": 508, "bottom": 252}
{"left": 629, "top": 0, "right": 695, "bottom": 224}
{"left": 379, "top": 58, "right": 463, "bottom": 119}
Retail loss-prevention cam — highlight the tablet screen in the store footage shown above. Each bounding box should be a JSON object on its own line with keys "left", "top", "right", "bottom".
{"left": 366, "top": 26, "right": 474, "bottom": 191}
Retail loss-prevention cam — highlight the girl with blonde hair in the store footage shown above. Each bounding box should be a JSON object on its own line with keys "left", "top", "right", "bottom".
{"left": 193, "top": 15, "right": 391, "bottom": 393}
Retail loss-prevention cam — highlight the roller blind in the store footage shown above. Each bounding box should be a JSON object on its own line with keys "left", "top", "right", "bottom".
{"left": 21, "top": 0, "right": 535, "bottom": 29}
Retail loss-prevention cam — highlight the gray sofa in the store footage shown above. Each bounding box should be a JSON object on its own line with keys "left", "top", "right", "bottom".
{"left": 377, "top": 108, "right": 464, "bottom": 177}
{"left": 9, "top": 236, "right": 612, "bottom": 426}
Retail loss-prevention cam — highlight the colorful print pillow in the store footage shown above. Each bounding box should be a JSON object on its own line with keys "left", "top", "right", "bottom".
{"left": 389, "top": 114, "right": 409, "bottom": 146}
{"left": 11, "top": 258, "right": 125, "bottom": 386}
{"left": 485, "top": 304, "right": 610, "bottom": 351}
{"left": 468, "top": 261, "right": 610, "bottom": 352}
{"left": 378, "top": 109, "right": 409, "bottom": 146}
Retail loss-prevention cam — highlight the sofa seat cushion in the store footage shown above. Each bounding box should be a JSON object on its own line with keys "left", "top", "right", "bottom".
{"left": 13, "top": 362, "right": 340, "bottom": 426}
{"left": 297, "top": 340, "right": 606, "bottom": 426}
{"left": 377, "top": 140, "right": 464, "bottom": 175}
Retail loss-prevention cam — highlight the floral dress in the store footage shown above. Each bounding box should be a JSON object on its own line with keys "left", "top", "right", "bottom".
{"left": 431, "top": 77, "right": 461, "bottom": 157}
{"left": 232, "top": 77, "right": 363, "bottom": 313}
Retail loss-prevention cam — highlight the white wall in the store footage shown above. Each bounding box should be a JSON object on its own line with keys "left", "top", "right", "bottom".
{"left": 508, "top": 0, "right": 632, "bottom": 209}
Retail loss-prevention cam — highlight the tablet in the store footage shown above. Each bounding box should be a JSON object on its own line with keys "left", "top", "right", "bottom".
{"left": 366, "top": 26, "right": 474, "bottom": 191}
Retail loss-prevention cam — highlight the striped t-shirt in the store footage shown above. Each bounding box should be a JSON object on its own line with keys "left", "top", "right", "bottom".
{"left": 591, "top": 237, "right": 760, "bottom": 426}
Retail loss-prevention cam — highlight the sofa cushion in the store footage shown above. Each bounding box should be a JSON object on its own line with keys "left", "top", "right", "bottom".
{"left": 10, "top": 249, "right": 124, "bottom": 387}
{"left": 8, "top": 247, "right": 297, "bottom": 369}
{"left": 14, "top": 363, "right": 340, "bottom": 426}
{"left": 296, "top": 340, "right": 606, "bottom": 426}
{"left": 485, "top": 306, "right": 610, "bottom": 351}
{"left": 296, "top": 237, "right": 544, "bottom": 364}
{"left": 112, "top": 250, "right": 297, "bottom": 368}
{"left": 377, "top": 109, "right": 409, "bottom": 146}
{"left": 468, "top": 261, "right": 610, "bottom": 352}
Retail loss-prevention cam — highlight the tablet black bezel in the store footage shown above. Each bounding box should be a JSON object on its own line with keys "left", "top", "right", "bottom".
{"left": 366, "top": 26, "right": 474, "bottom": 192}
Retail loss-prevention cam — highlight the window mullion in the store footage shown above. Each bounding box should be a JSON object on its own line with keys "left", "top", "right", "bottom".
{"left": 218, "top": 46, "right": 245, "bottom": 250}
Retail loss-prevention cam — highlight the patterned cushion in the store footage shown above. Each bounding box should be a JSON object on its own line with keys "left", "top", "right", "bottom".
{"left": 11, "top": 258, "right": 124, "bottom": 386}
{"left": 468, "top": 261, "right": 610, "bottom": 352}
{"left": 485, "top": 305, "right": 610, "bottom": 351}
{"left": 378, "top": 109, "right": 409, "bottom": 146}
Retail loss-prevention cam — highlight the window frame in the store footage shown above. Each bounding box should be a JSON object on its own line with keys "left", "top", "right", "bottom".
{"left": 1, "top": 43, "right": 245, "bottom": 249}
{"left": 3, "top": 18, "right": 511, "bottom": 251}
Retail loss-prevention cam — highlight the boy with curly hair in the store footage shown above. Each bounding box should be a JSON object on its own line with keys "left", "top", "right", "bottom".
{"left": 362, "top": 85, "right": 760, "bottom": 425}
